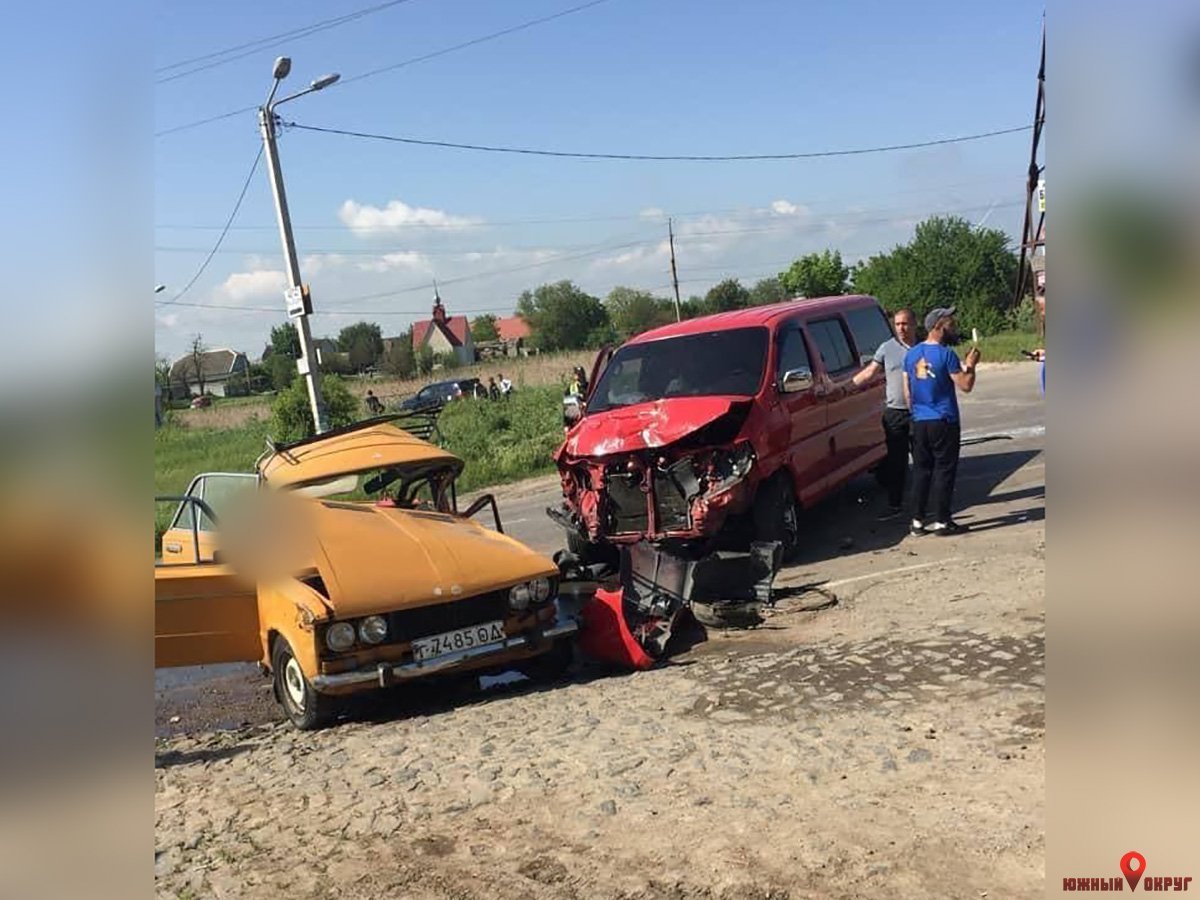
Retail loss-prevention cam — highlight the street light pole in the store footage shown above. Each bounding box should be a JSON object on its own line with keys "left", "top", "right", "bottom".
{"left": 258, "top": 57, "right": 340, "bottom": 434}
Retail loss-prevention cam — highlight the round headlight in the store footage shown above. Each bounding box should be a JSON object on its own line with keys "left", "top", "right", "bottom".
{"left": 358, "top": 615, "right": 388, "bottom": 645}
{"left": 508, "top": 582, "right": 532, "bottom": 611}
{"left": 325, "top": 622, "right": 356, "bottom": 653}
{"left": 531, "top": 577, "right": 552, "bottom": 604}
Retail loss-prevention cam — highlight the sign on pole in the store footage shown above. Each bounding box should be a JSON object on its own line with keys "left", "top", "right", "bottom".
{"left": 285, "top": 284, "right": 312, "bottom": 319}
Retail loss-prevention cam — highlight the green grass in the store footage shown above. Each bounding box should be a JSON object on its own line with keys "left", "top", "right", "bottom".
{"left": 973, "top": 330, "right": 1041, "bottom": 362}
{"left": 439, "top": 385, "right": 565, "bottom": 493}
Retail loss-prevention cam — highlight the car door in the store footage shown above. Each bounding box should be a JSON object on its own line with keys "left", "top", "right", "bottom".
{"left": 804, "top": 316, "right": 866, "bottom": 484}
{"left": 769, "top": 321, "right": 829, "bottom": 506}
{"left": 842, "top": 304, "right": 894, "bottom": 467}
{"left": 155, "top": 496, "right": 262, "bottom": 668}
{"left": 159, "top": 473, "right": 257, "bottom": 564}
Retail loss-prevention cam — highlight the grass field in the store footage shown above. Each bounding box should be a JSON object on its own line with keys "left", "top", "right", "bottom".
{"left": 155, "top": 336, "right": 1041, "bottom": 520}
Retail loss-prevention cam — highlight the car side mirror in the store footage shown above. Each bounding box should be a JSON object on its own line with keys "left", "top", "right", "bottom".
{"left": 780, "top": 367, "right": 814, "bottom": 393}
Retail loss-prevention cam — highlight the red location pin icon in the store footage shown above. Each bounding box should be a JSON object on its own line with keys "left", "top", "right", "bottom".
{"left": 1120, "top": 850, "right": 1146, "bottom": 891}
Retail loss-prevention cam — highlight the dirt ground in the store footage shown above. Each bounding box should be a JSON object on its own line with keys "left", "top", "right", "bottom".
{"left": 155, "top": 423, "right": 1045, "bottom": 898}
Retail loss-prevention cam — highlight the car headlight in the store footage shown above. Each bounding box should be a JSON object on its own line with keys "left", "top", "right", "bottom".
{"left": 325, "top": 622, "right": 356, "bottom": 652}
{"left": 508, "top": 582, "right": 532, "bottom": 611}
{"left": 531, "top": 577, "right": 552, "bottom": 604}
{"left": 358, "top": 615, "right": 388, "bottom": 645}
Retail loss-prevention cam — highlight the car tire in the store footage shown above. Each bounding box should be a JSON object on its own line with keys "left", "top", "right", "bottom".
{"left": 753, "top": 473, "right": 801, "bottom": 561}
{"left": 691, "top": 600, "right": 764, "bottom": 630}
{"left": 517, "top": 638, "right": 574, "bottom": 682}
{"left": 272, "top": 638, "right": 335, "bottom": 731}
{"left": 567, "top": 532, "right": 619, "bottom": 571}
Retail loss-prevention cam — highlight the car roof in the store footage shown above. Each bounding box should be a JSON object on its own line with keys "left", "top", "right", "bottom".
{"left": 258, "top": 421, "right": 463, "bottom": 487}
{"left": 624, "top": 295, "right": 881, "bottom": 345}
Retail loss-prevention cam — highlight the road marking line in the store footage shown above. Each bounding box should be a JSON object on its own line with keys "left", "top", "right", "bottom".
{"left": 961, "top": 424, "right": 1045, "bottom": 442}
{"left": 506, "top": 517, "right": 528, "bottom": 525}
{"left": 817, "top": 558, "right": 963, "bottom": 590}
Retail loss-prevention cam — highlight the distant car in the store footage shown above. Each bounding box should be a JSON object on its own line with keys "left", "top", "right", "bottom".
{"left": 398, "top": 378, "right": 484, "bottom": 411}
{"left": 190, "top": 395, "right": 212, "bottom": 409}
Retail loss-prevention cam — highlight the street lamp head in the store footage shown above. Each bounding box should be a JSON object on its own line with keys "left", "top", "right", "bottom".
{"left": 154, "top": 284, "right": 167, "bottom": 294}
{"left": 310, "top": 73, "right": 340, "bottom": 91}
{"left": 272, "top": 56, "right": 292, "bottom": 80}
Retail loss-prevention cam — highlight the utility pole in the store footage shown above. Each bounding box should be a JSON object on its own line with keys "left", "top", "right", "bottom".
{"left": 668, "top": 217, "right": 682, "bottom": 322}
{"left": 259, "top": 57, "right": 340, "bottom": 434}
{"left": 1013, "top": 22, "right": 1046, "bottom": 311}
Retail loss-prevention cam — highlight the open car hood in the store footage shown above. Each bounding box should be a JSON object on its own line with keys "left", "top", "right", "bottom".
{"left": 259, "top": 422, "right": 463, "bottom": 489}
{"left": 307, "top": 501, "right": 556, "bottom": 618}
{"left": 561, "top": 396, "right": 745, "bottom": 458}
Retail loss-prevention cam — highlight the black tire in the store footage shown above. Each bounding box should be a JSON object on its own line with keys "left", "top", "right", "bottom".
{"left": 517, "top": 638, "right": 574, "bottom": 682}
{"left": 691, "top": 600, "right": 764, "bottom": 630}
{"left": 753, "top": 473, "right": 801, "bottom": 561}
{"left": 567, "top": 532, "right": 619, "bottom": 570}
{"left": 272, "top": 638, "right": 336, "bottom": 731}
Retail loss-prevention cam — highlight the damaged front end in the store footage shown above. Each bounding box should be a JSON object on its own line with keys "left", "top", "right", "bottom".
{"left": 551, "top": 401, "right": 781, "bottom": 667}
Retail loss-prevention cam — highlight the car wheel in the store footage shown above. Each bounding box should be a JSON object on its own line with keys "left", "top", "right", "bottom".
{"left": 753, "top": 473, "right": 801, "bottom": 561}
{"left": 691, "top": 600, "right": 764, "bottom": 630}
{"left": 272, "top": 638, "right": 335, "bottom": 731}
{"left": 517, "top": 638, "right": 574, "bottom": 682}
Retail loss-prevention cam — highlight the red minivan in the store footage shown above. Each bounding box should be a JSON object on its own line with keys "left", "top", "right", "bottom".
{"left": 552, "top": 295, "right": 894, "bottom": 561}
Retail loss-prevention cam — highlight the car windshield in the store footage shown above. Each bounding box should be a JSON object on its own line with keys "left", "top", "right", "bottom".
{"left": 588, "top": 326, "right": 768, "bottom": 412}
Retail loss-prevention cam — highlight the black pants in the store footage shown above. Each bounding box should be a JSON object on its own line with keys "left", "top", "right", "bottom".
{"left": 910, "top": 419, "right": 961, "bottom": 524}
{"left": 881, "top": 408, "right": 911, "bottom": 508}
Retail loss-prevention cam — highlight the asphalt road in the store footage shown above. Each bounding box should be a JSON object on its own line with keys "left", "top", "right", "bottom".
{"left": 155, "top": 361, "right": 1045, "bottom": 733}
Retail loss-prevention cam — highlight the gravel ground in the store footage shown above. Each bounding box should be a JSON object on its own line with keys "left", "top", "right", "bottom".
{"left": 156, "top": 495, "right": 1044, "bottom": 899}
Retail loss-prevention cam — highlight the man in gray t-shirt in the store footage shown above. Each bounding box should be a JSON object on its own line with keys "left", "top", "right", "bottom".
{"left": 847, "top": 308, "right": 916, "bottom": 516}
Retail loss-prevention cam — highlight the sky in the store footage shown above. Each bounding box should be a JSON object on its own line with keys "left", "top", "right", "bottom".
{"left": 151, "top": 0, "right": 1047, "bottom": 361}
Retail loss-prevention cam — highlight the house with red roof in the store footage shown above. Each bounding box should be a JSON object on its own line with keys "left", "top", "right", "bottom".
{"left": 411, "top": 290, "right": 475, "bottom": 365}
{"left": 495, "top": 315, "right": 531, "bottom": 344}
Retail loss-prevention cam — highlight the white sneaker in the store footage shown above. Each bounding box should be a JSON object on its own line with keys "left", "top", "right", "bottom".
{"left": 909, "top": 519, "right": 926, "bottom": 536}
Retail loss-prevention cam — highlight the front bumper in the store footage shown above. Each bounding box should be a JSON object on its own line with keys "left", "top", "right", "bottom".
{"left": 310, "top": 620, "right": 579, "bottom": 692}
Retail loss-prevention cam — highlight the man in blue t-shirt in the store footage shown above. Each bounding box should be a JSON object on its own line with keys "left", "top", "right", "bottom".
{"left": 902, "top": 306, "right": 981, "bottom": 536}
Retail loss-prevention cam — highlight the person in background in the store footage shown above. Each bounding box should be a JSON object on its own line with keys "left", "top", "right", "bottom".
{"left": 846, "top": 307, "right": 917, "bottom": 519}
{"left": 1031, "top": 269, "right": 1046, "bottom": 393}
{"left": 573, "top": 365, "right": 589, "bottom": 397}
{"left": 903, "top": 306, "right": 981, "bottom": 536}
{"left": 488, "top": 377, "right": 500, "bottom": 401}
{"left": 498, "top": 373, "right": 513, "bottom": 397}
{"left": 364, "top": 390, "right": 385, "bottom": 416}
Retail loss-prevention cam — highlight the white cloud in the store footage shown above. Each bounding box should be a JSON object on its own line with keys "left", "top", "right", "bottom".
{"left": 357, "top": 251, "right": 433, "bottom": 274}
{"left": 770, "top": 199, "right": 811, "bottom": 218}
{"left": 155, "top": 311, "right": 180, "bottom": 329}
{"left": 639, "top": 207, "right": 666, "bottom": 220}
{"left": 339, "top": 199, "right": 483, "bottom": 235}
{"left": 217, "top": 269, "right": 286, "bottom": 302}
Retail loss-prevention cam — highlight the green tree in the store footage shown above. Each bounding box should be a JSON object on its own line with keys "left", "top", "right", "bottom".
{"left": 852, "top": 216, "right": 1019, "bottom": 334}
{"left": 748, "top": 276, "right": 789, "bottom": 306}
{"left": 779, "top": 249, "right": 851, "bottom": 299}
{"left": 416, "top": 344, "right": 435, "bottom": 376}
{"left": 515, "top": 280, "right": 609, "bottom": 352}
{"left": 269, "top": 322, "right": 301, "bottom": 359}
{"left": 471, "top": 314, "right": 500, "bottom": 342}
{"left": 380, "top": 332, "right": 415, "bottom": 379}
{"left": 605, "top": 286, "right": 674, "bottom": 338}
{"left": 270, "top": 374, "right": 358, "bottom": 442}
{"left": 703, "top": 278, "right": 750, "bottom": 314}
{"left": 336, "top": 321, "right": 383, "bottom": 371}
{"left": 267, "top": 354, "right": 296, "bottom": 390}
{"left": 154, "top": 355, "right": 172, "bottom": 402}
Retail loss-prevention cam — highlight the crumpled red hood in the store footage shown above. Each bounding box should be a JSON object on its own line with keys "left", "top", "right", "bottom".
{"left": 562, "top": 396, "right": 742, "bottom": 457}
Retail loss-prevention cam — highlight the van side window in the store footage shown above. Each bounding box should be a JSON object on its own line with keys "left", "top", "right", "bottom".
{"left": 776, "top": 326, "right": 812, "bottom": 378}
{"left": 844, "top": 306, "right": 894, "bottom": 363}
{"left": 807, "top": 319, "right": 857, "bottom": 374}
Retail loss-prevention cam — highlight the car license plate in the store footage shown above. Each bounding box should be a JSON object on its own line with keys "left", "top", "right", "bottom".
{"left": 411, "top": 620, "right": 507, "bottom": 662}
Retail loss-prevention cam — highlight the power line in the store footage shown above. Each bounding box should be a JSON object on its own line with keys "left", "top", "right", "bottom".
{"left": 156, "top": 0, "right": 419, "bottom": 81}
{"left": 155, "top": 0, "right": 617, "bottom": 138}
{"left": 338, "top": 0, "right": 615, "bottom": 87}
{"left": 283, "top": 121, "right": 1034, "bottom": 162}
{"left": 159, "top": 145, "right": 265, "bottom": 306}
{"left": 153, "top": 174, "right": 1019, "bottom": 231}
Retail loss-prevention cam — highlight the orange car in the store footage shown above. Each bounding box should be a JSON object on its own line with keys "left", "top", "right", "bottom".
{"left": 155, "top": 420, "right": 577, "bottom": 729}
